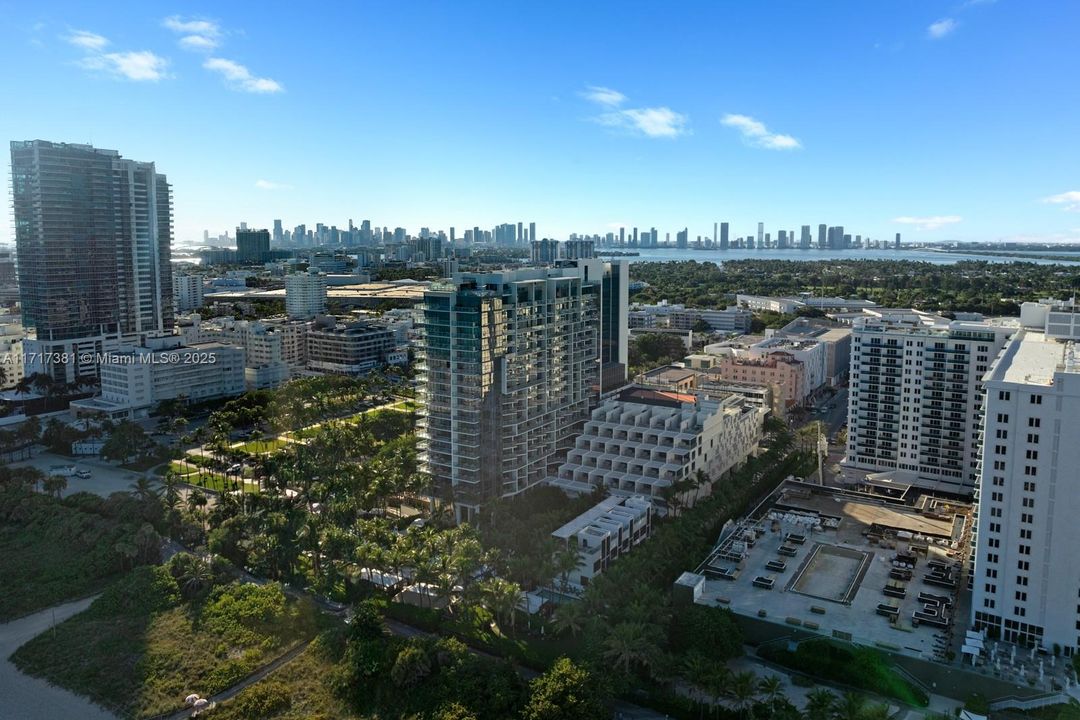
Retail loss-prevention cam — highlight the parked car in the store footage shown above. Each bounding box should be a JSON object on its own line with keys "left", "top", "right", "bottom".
{"left": 74, "top": 469, "right": 92, "bottom": 479}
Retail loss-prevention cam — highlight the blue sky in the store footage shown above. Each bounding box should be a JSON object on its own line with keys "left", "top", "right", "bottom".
{"left": 2, "top": 0, "right": 1079, "bottom": 245}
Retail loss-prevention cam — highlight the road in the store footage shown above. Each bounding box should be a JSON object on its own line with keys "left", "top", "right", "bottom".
{"left": 819, "top": 387, "right": 848, "bottom": 438}
{"left": 0, "top": 596, "right": 117, "bottom": 720}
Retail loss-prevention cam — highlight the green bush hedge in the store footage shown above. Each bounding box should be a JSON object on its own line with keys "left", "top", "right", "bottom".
{"left": 758, "top": 638, "right": 929, "bottom": 706}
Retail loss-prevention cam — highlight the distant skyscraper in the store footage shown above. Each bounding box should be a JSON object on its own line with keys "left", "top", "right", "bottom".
{"left": 517, "top": 221, "right": 523, "bottom": 245}
{"left": 236, "top": 228, "right": 271, "bottom": 263}
{"left": 818, "top": 224, "right": 827, "bottom": 249}
{"left": 11, "top": 140, "right": 173, "bottom": 382}
{"left": 529, "top": 221, "right": 536, "bottom": 243}
{"left": 757, "top": 222, "right": 764, "bottom": 246}
{"left": 713, "top": 222, "right": 718, "bottom": 247}
{"left": 895, "top": 232, "right": 901, "bottom": 249}
{"left": 720, "top": 222, "right": 730, "bottom": 250}
{"left": 531, "top": 239, "right": 560, "bottom": 264}
{"left": 619, "top": 227, "right": 625, "bottom": 246}
{"left": 676, "top": 228, "right": 688, "bottom": 249}
{"left": 273, "top": 219, "right": 284, "bottom": 245}
{"left": 800, "top": 225, "right": 812, "bottom": 249}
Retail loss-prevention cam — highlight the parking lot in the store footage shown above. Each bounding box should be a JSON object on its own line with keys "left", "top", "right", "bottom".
{"left": 696, "top": 484, "right": 968, "bottom": 661}
{"left": 9, "top": 451, "right": 159, "bottom": 499}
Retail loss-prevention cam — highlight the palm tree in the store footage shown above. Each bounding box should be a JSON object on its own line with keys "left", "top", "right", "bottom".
{"left": 114, "top": 539, "right": 138, "bottom": 571}
{"left": 705, "top": 667, "right": 732, "bottom": 719}
{"left": 552, "top": 601, "right": 587, "bottom": 638}
{"left": 480, "top": 577, "right": 523, "bottom": 631}
{"left": 162, "top": 471, "right": 182, "bottom": 511}
{"left": 553, "top": 542, "right": 581, "bottom": 592}
{"left": 179, "top": 554, "right": 214, "bottom": 598}
{"left": 130, "top": 476, "right": 160, "bottom": 503}
{"left": 725, "top": 671, "right": 759, "bottom": 720}
{"left": 602, "top": 621, "right": 660, "bottom": 675}
{"left": 835, "top": 692, "right": 867, "bottom": 720}
{"left": 804, "top": 688, "right": 836, "bottom": 720}
{"left": 757, "top": 675, "right": 783, "bottom": 706}
{"left": 42, "top": 474, "right": 67, "bottom": 498}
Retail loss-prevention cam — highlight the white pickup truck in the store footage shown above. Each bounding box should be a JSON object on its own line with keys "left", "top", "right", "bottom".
{"left": 48, "top": 464, "right": 77, "bottom": 477}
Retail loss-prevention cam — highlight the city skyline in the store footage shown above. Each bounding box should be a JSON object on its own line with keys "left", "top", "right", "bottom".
{"left": 2, "top": 2, "right": 1080, "bottom": 248}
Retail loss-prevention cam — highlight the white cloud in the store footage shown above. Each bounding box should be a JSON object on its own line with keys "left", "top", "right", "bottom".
{"left": 1042, "top": 191, "right": 1080, "bottom": 212}
{"left": 720, "top": 113, "right": 801, "bottom": 150}
{"left": 179, "top": 34, "right": 219, "bottom": 52}
{"left": 581, "top": 85, "right": 626, "bottom": 107}
{"left": 66, "top": 30, "right": 109, "bottom": 51}
{"left": 583, "top": 85, "right": 688, "bottom": 138}
{"left": 892, "top": 215, "right": 963, "bottom": 230}
{"left": 79, "top": 50, "right": 170, "bottom": 82}
{"left": 254, "top": 179, "right": 292, "bottom": 190}
{"left": 928, "top": 18, "right": 958, "bottom": 39}
{"left": 163, "top": 16, "right": 221, "bottom": 37}
{"left": 204, "top": 57, "right": 283, "bottom": 93}
{"left": 163, "top": 15, "right": 222, "bottom": 53}
{"left": 600, "top": 107, "right": 688, "bottom": 138}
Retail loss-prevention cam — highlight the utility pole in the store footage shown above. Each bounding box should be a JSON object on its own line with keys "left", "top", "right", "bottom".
{"left": 817, "top": 421, "right": 828, "bottom": 486}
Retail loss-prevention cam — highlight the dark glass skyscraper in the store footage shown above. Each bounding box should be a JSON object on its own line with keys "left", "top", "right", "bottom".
{"left": 10, "top": 140, "right": 173, "bottom": 381}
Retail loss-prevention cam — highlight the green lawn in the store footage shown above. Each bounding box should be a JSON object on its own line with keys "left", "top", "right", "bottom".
{"left": 233, "top": 437, "right": 292, "bottom": 455}
{"left": 12, "top": 565, "right": 320, "bottom": 719}
{"left": 169, "top": 461, "right": 261, "bottom": 495}
{"left": 0, "top": 489, "right": 139, "bottom": 621}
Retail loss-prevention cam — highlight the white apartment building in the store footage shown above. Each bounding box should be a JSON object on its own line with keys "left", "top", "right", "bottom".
{"left": 173, "top": 274, "right": 205, "bottom": 312}
{"left": 71, "top": 337, "right": 245, "bottom": 419}
{"left": 0, "top": 318, "right": 25, "bottom": 389}
{"left": 286, "top": 269, "right": 328, "bottom": 319}
{"left": 736, "top": 295, "right": 804, "bottom": 314}
{"left": 776, "top": 317, "right": 853, "bottom": 386}
{"left": 843, "top": 311, "right": 1014, "bottom": 495}
{"left": 551, "top": 495, "right": 653, "bottom": 589}
{"left": 176, "top": 314, "right": 303, "bottom": 388}
{"left": 629, "top": 301, "right": 751, "bottom": 334}
{"left": 548, "top": 386, "right": 765, "bottom": 505}
{"left": 971, "top": 309, "right": 1080, "bottom": 651}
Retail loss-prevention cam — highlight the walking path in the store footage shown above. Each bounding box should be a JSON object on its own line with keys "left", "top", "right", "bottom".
{"left": 162, "top": 641, "right": 313, "bottom": 720}
{"left": 0, "top": 596, "right": 117, "bottom": 720}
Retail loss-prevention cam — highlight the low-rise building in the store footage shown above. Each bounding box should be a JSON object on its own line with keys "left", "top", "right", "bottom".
{"left": 176, "top": 313, "right": 307, "bottom": 388}
{"left": 703, "top": 352, "right": 805, "bottom": 411}
{"left": 551, "top": 495, "right": 653, "bottom": 589}
{"left": 629, "top": 301, "right": 751, "bottom": 334}
{"left": 737, "top": 294, "right": 877, "bottom": 314}
{"left": 306, "top": 316, "right": 403, "bottom": 375}
{"left": 71, "top": 337, "right": 245, "bottom": 419}
{"left": 775, "top": 317, "right": 852, "bottom": 386}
